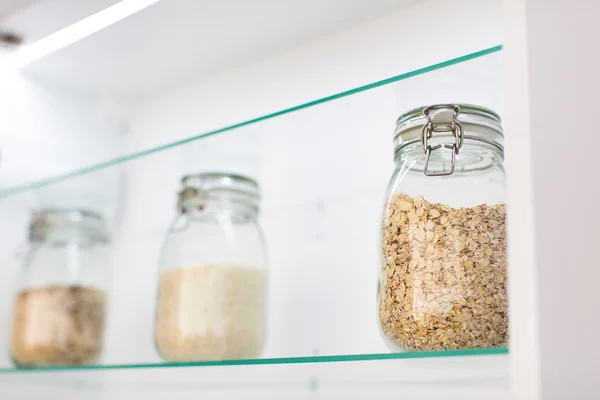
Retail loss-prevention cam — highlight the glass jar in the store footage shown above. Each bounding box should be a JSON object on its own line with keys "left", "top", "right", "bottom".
{"left": 10, "top": 209, "right": 110, "bottom": 366}
{"left": 378, "top": 104, "right": 508, "bottom": 352}
{"left": 155, "top": 173, "right": 268, "bottom": 362}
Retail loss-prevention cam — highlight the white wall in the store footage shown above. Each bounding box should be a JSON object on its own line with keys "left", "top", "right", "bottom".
{"left": 0, "top": 70, "right": 124, "bottom": 217}
{"left": 504, "top": 0, "right": 600, "bottom": 398}
{"left": 104, "top": 0, "right": 504, "bottom": 365}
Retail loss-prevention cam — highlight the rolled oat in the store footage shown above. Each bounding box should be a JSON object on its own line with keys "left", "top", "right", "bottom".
{"left": 11, "top": 285, "right": 106, "bottom": 366}
{"left": 379, "top": 193, "right": 508, "bottom": 351}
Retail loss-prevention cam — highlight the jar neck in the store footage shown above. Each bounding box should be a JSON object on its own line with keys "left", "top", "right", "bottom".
{"left": 29, "top": 211, "right": 109, "bottom": 246}
{"left": 394, "top": 140, "right": 504, "bottom": 175}
{"left": 180, "top": 192, "right": 259, "bottom": 221}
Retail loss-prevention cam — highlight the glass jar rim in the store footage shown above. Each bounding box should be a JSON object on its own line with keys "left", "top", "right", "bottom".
{"left": 178, "top": 172, "right": 261, "bottom": 213}
{"left": 395, "top": 104, "right": 501, "bottom": 126}
{"left": 31, "top": 209, "right": 105, "bottom": 224}
{"left": 393, "top": 104, "right": 504, "bottom": 155}
{"left": 180, "top": 173, "right": 260, "bottom": 197}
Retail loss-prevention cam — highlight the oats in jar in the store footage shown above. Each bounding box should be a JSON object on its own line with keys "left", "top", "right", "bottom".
{"left": 11, "top": 285, "right": 106, "bottom": 366}
{"left": 379, "top": 193, "right": 508, "bottom": 351}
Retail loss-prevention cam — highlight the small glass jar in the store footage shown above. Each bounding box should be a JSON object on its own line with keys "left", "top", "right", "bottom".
{"left": 154, "top": 173, "right": 268, "bottom": 362}
{"left": 378, "top": 104, "right": 508, "bottom": 352}
{"left": 10, "top": 209, "right": 110, "bottom": 366}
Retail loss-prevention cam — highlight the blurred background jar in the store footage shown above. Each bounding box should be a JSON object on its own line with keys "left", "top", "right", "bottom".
{"left": 378, "top": 104, "right": 507, "bottom": 352}
{"left": 155, "top": 173, "right": 268, "bottom": 362}
{"left": 10, "top": 209, "right": 111, "bottom": 366}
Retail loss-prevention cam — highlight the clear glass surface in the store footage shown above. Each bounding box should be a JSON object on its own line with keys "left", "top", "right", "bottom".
{"left": 155, "top": 176, "right": 268, "bottom": 362}
{"left": 0, "top": 351, "right": 508, "bottom": 398}
{"left": 0, "top": 46, "right": 501, "bottom": 199}
{"left": 379, "top": 137, "right": 507, "bottom": 352}
{"left": 10, "top": 211, "right": 110, "bottom": 367}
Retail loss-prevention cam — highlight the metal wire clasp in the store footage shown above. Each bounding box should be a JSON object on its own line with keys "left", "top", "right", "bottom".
{"left": 421, "top": 104, "right": 463, "bottom": 176}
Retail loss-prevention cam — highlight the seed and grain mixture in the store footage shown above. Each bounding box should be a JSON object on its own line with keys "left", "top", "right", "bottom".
{"left": 11, "top": 285, "right": 106, "bottom": 366}
{"left": 155, "top": 265, "right": 267, "bottom": 361}
{"left": 379, "top": 193, "right": 508, "bottom": 351}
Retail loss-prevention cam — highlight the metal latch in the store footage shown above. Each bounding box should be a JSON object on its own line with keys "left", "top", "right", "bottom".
{"left": 421, "top": 104, "right": 463, "bottom": 176}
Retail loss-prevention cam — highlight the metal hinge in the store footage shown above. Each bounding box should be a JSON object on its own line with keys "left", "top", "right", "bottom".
{"left": 421, "top": 104, "right": 463, "bottom": 176}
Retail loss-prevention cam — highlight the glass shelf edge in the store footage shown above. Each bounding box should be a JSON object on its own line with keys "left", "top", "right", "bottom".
{"left": 0, "top": 348, "right": 508, "bottom": 374}
{"left": 0, "top": 45, "right": 502, "bottom": 199}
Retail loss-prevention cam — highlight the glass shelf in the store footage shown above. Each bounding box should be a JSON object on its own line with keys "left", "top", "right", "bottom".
{"left": 0, "top": 45, "right": 506, "bottom": 383}
{"left": 0, "top": 348, "right": 507, "bottom": 374}
{"left": 0, "top": 45, "right": 501, "bottom": 198}
{"left": 0, "top": 350, "right": 508, "bottom": 398}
